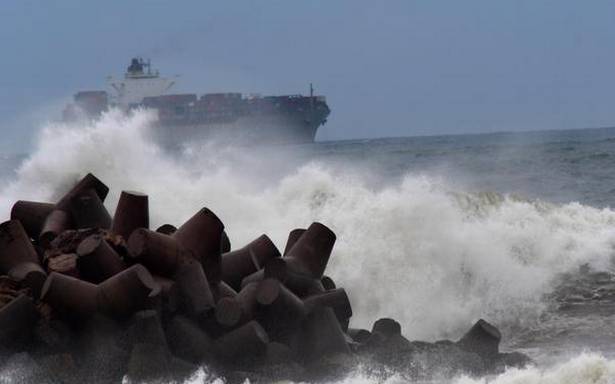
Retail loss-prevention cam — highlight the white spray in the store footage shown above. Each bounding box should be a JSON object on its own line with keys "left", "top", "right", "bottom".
{"left": 2, "top": 110, "right": 615, "bottom": 342}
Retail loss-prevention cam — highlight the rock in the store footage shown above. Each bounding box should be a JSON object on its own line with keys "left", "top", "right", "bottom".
{"left": 371, "top": 318, "right": 402, "bottom": 340}
{"left": 456, "top": 319, "right": 501, "bottom": 362}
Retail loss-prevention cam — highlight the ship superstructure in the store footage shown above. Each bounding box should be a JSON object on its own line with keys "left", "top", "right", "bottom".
{"left": 107, "top": 58, "right": 176, "bottom": 106}
{"left": 63, "top": 58, "right": 330, "bottom": 146}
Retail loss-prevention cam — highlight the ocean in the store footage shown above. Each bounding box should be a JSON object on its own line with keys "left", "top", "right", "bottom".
{"left": 2, "top": 109, "right": 615, "bottom": 383}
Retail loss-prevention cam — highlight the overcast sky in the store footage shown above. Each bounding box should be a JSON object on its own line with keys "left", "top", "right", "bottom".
{"left": 1, "top": 1, "right": 615, "bottom": 151}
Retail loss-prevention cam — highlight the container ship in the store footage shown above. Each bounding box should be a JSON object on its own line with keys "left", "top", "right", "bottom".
{"left": 63, "top": 58, "right": 331, "bottom": 146}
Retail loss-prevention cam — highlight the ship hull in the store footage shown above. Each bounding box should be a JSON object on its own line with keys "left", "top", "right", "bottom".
{"left": 151, "top": 113, "right": 321, "bottom": 147}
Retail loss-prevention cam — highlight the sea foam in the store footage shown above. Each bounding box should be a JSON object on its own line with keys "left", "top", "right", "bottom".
{"left": 454, "top": 353, "right": 615, "bottom": 384}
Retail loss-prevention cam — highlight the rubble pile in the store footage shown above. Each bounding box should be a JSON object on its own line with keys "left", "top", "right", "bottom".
{"left": 0, "top": 173, "right": 530, "bottom": 383}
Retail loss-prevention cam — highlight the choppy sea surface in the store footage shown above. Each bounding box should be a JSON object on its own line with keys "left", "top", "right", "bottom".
{"left": 2, "top": 110, "right": 615, "bottom": 383}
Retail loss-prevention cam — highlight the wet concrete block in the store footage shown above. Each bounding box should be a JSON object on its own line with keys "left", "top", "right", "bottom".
{"left": 40, "top": 272, "right": 98, "bottom": 319}
{"left": 68, "top": 188, "right": 112, "bottom": 230}
{"left": 264, "top": 258, "right": 325, "bottom": 298}
{"left": 304, "top": 288, "right": 352, "bottom": 331}
{"left": 256, "top": 279, "right": 307, "bottom": 341}
{"left": 283, "top": 228, "right": 306, "bottom": 256}
{"left": 55, "top": 173, "right": 109, "bottom": 210}
{"left": 125, "top": 310, "right": 168, "bottom": 348}
{"left": 211, "top": 280, "right": 238, "bottom": 303}
{"left": 155, "top": 224, "right": 177, "bottom": 235}
{"left": 215, "top": 297, "right": 243, "bottom": 328}
{"left": 215, "top": 320, "right": 269, "bottom": 361}
{"left": 40, "top": 210, "right": 72, "bottom": 249}
{"left": 0, "top": 294, "right": 39, "bottom": 348}
{"left": 168, "top": 356, "right": 199, "bottom": 383}
{"left": 8, "top": 261, "right": 47, "bottom": 297}
{"left": 165, "top": 315, "right": 215, "bottom": 364}
{"left": 76, "top": 234, "right": 125, "bottom": 283}
{"left": 126, "top": 342, "right": 172, "bottom": 383}
{"left": 321, "top": 275, "right": 336, "bottom": 290}
{"left": 284, "top": 222, "right": 336, "bottom": 278}
{"left": 152, "top": 274, "right": 180, "bottom": 313}
{"left": 240, "top": 269, "right": 265, "bottom": 290}
{"left": 0, "top": 219, "right": 41, "bottom": 272}
{"left": 371, "top": 317, "right": 402, "bottom": 340}
{"left": 218, "top": 281, "right": 259, "bottom": 329}
{"left": 111, "top": 190, "right": 149, "bottom": 241}
{"left": 347, "top": 328, "right": 371, "bottom": 344}
{"left": 297, "top": 307, "right": 350, "bottom": 362}
{"left": 97, "top": 264, "right": 160, "bottom": 318}
{"left": 32, "top": 318, "right": 75, "bottom": 353}
{"left": 174, "top": 257, "right": 215, "bottom": 317}
{"left": 10, "top": 200, "right": 55, "bottom": 239}
{"left": 76, "top": 314, "right": 128, "bottom": 384}
{"left": 221, "top": 230, "right": 231, "bottom": 253}
{"left": 127, "top": 228, "right": 182, "bottom": 276}
{"left": 56, "top": 173, "right": 109, "bottom": 209}
{"left": 39, "top": 173, "right": 108, "bottom": 247}
{"left": 456, "top": 319, "right": 501, "bottom": 362}
{"left": 265, "top": 341, "right": 296, "bottom": 365}
{"left": 173, "top": 207, "right": 225, "bottom": 282}
{"left": 80, "top": 341, "right": 128, "bottom": 384}
{"left": 221, "top": 234, "right": 281, "bottom": 291}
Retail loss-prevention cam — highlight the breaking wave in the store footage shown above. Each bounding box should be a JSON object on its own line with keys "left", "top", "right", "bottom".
{"left": 174, "top": 353, "right": 615, "bottom": 383}
{"left": 2, "top": 109, "right": 615, "bottom": 343}
{"left": 453, "top": 353, "right": 615, "bottom": 384}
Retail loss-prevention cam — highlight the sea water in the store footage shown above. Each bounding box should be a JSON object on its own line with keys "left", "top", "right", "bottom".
{"left": 2, "top": 109, "right": 615, "bottom": 383}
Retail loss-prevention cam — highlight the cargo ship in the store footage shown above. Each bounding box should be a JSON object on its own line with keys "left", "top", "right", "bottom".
{"left": 63, "top": 58, "right": 331, "bottom": 146}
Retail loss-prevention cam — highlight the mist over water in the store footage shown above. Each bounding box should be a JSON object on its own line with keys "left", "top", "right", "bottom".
{"left": 3, "top": 109, "right": 615, "bottom": 382}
